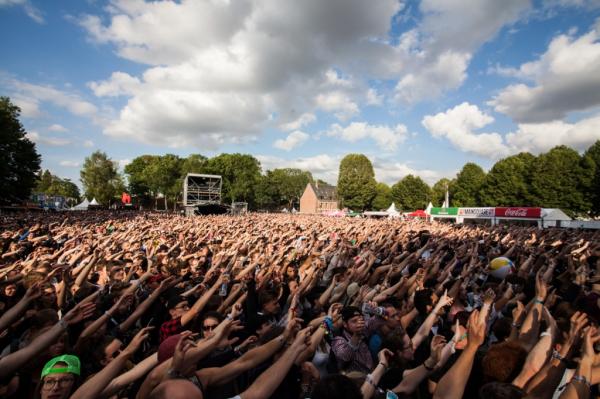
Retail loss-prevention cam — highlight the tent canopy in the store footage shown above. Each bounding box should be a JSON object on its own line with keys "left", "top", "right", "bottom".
{"left": 89, "top": 198, "right": 100, "bottom": 206}
{"left": 542, "top": 208, "right": 571, "bottom": 221}
{"left": 71, "top": 198, "right": 89, "bottom": 211}
{"left": 386, "top": 203, "right": 399, "bottom": 215}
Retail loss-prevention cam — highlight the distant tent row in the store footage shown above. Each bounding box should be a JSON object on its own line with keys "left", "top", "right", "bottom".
{"left": 71, "top": 198, "right": 99, "bottom": 211}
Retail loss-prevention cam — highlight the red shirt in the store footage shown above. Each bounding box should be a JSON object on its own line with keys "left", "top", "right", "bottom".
{"left": 160, "top": 317, "right": 182, "bottom": 343}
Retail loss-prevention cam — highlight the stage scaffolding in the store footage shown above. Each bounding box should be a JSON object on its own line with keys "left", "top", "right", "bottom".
{"left": 183, "top": 174, "right": 222, "bottom": 211}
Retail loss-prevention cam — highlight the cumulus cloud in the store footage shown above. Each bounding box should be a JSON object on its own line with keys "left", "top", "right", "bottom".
{"left": 257, "top": 154, "right": 340, "bottom": 184}
{"left": 76, "top": 0, "right": 538, "bottom": 147}
{"left": 422, "top": 102, "right": 509, "bottom": 158}
{"left": 273, "top": 130, "right": 310, "bottom": 151}
{"left": 423, "top": 102, "right": 600, "bottom": 157}
{"left": 27, "top": 131, "right": 71, "bottom": 146}
{"left": 83, "top": 140, "right": 94, "bottom": 148}
{"left": 489, "top": 21, "right": 600, "bottom": 122}
{"left": 88, "top": 72, "right": 141, "bottom": 97}
{"left": 326, "top": 122, "right": 408, "bottom": 151}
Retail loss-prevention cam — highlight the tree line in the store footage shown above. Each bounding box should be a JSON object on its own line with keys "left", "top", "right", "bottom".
{"left": 337, "top": 144, "right": 600, "bottom": 217}
{"left": 2, "top": 96, "right": 599, "bottom": 216}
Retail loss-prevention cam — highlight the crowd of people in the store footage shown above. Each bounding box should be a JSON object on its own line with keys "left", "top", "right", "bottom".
{"left": 0, "top": 211, "right": 599, "bottom": 399}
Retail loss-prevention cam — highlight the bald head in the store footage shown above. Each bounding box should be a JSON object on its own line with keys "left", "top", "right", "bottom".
{"left": 149, "top": 379, "right": 202, "bottom": 399}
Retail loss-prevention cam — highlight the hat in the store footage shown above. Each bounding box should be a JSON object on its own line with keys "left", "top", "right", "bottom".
{"left": 41, "top": 354, "right": 80, "bottom": 378}
{"left": 346, "top": 283, "right": 360, "bottom": 299}
{"left": 158, "top": 334, "right": 181, "bottom": 364}
{"left": 341, "top": 306, "right": 362, "bottom": 322}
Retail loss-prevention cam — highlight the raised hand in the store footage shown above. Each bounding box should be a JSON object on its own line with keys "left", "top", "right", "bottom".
{"left": 435, "top": 290, "right": 454, "bottom": 311}
{"left": 23, "top": 282, "right": 43, "bottom": 302}
{"left": 122, "top": 326, "right": 154, "bottom": 357}
{"left": 171, "top": 331, "right": 196, "bottom": 375}
{"left": 377, "top": 348, "right": 393, "bottom": 368}
{"left": 63, "top": 302, "right": 96, "bottom": 325}
{"left": 466, "top": 310, "right": 485, "bottom": 348}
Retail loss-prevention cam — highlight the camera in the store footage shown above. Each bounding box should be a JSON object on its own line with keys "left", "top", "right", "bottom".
{"left": 362, "top": 302, "right": 385, "bottom": 317}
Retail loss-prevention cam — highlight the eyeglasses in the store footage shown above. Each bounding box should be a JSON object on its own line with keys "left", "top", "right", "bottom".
{"left": 42, "top": 377, "right": 74, "bottom": 390}
{"left": 203, "top": 324, "right": 219, "bottom": 331}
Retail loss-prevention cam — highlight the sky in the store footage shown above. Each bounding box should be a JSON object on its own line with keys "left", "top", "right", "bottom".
{"left": 1, "top": 0, "right": 600, "bottom": 188}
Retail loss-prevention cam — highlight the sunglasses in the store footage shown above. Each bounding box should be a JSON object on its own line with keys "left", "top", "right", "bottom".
{"left": 203, "top": 324, "right": 219, "bottom": 331}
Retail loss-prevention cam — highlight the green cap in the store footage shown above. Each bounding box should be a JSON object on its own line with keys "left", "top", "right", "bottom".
{"left": 41, "top": 355, "right": 81, "bottom": 378}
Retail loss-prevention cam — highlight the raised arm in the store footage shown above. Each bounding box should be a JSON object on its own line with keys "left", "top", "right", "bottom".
{"left": 412, "top": 290, "right": 453, "bottom": 350}
{"left": 180, "top": 276, "right": 221, "bottom": 326}
{"left": 433, "top": 310, "right": 485, "bottom": 399}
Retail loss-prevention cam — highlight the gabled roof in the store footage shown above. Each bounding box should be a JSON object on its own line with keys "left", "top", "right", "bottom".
{"left": 309, "top": 182, "right": 337, "bottom": 201}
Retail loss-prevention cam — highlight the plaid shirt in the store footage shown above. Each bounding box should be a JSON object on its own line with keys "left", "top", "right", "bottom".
{"left": 331, "top": 315, "right": 383, "bottom": 373}
{"left": 160, "top": 317, "right": 182, "bottom": 343}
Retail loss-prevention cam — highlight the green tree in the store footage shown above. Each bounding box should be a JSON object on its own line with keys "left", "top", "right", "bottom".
{"left": 585, "top": 140, "right": 600, "bottom": 216}
{"left": 530, "top": 145, "right": 595, "bottom": 216}
{"left": 391, "top": 175, "right": 431, "bottom": 211}
{"left": 337, "top": 154, "right": 377, "bottom": 210}
{"left": 451, "top": 163, "right": 486, "bottom": 206}
{"left": 372, "top": 182, "right": 392, "bottom": 210}
{"left": 267, "top": 168, "right": 313, "bottom": 209}
{"left": 431, "top": 178, "right": 452, "bottom": 207}
{"left": 203, "top": 153, "right": 262, "bottom": 206}
{"left": 36, "top": 169, "right": 54, "bottom": 193}
{"left": 0, "top": 97, "right": 41, "bottom": 204}
{"left": 124, "top": 155, "right": 158, "bottom": 199}
{"left": 80, "top": 151, "right": 123, "bottom": 205}
{"left": 479, "top": 153, "right": 536, "bottom": 206}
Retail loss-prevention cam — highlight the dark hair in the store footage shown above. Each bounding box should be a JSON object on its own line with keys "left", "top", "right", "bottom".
{"left": 201, "top": 311, "right": 223, "bottom": 324}
{"left": 482, "top": 341, "right": 527, "bottom": 383}
{"left": 311, "top": 374, "right": 362, "bottom": 399}
{"left": 414, "top": 289, "right": 433, "bottom": 315}
{"left": 478, "top": 382, "right": 524, "bottom": 399}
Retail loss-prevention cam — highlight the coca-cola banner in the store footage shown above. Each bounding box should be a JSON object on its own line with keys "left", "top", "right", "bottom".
{"left": 458, "top": 207, "right": 495, "bottom": 217}
{"left": 494, "top": 207, "right": 542, "bottom": 218}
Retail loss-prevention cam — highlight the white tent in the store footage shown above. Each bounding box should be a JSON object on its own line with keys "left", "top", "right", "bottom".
{"left": 541, "top": 208, "right": 571, "bottom": 227}
{"left": 71, "top": 198, "right": 90, "bottom": 211}
{"left": 89, "top": 198, "right": 100, "bottom": 206}
{"left": 386, "top": 202, "right": 400, "bottom": 218}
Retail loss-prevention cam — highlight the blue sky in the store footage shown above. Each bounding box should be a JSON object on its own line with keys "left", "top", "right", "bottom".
{"left": 1, "top": 0, "right": 600, "bottom": 188}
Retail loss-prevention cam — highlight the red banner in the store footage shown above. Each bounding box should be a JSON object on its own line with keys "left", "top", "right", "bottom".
{"left": 494, "top": 207, "right": 541, "bottom": 218}
{"left": 121, "top": 193, "right": 131, "bottom": 204}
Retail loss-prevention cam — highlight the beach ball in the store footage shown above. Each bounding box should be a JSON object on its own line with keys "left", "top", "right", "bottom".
{"left": 489, "top": 257, "right": 514, "bottom": 279}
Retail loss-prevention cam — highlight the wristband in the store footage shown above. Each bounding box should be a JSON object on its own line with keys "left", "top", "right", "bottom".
{"left": 551, "top": 349, "right": 565, "bottom": 362}
{"left": 378, "top": 362, "right": 388, "bottom": 371}
{"left": 572, "top": 374, "right": 591, "bottom": 387}
{"left": 423, "top": 360, "right": 436, "bottom": 371}
{"left": 533, "top": 298, "right": 544, "bottom": 305}
{"left": 365, "top": 374, "right": 377, "bottom": 387}
{"left": 511, "top": 322, "right": 521, "bottom": 328}
{"left": 58, "top": 318, "right": 68, "bottom": 329}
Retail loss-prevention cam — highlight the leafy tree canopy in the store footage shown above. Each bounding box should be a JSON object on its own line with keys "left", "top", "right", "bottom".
{"left": 337, "top": 154, "right": 377, "bottom": 210}
{"left": 0, "top": 97, "right": 41, "bottom": 204}
{"left": 451, "top": 163, "right": 486, "bottom": 207}
{"left": 391, "top": 175, "right": 431, "bottom": 211}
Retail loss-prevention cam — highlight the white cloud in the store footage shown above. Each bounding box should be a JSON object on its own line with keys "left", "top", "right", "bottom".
{"left": 27, "top": 131, "right": 71, "bottom": 146}
{"left": 422, "top": 102, "right": 509, "bottom": 158}
{"left": 117, "top": 159, "right": 131, "bottom": 170}
{"left": 76, "top": 0, "right": 536, "bottom": 147}
{"left": 490, "top": 21, "right": 600, "bottom": 122}
{"left": 395, "top": 51, "right": 470, "bottom": 103}
{"left": 88, "top": 71, "right": 141, "bottom": 97}
{"left": 366, "top": 88, "right": 383, "bottom": 106}
{"left": 257, "top": 154, "right": 340, "bottom": 184}
{"left": 315, "top": 91, "right": 359, "bottom": 120}
{"left": 326, "top": 122, "right": 408, "bottom": 151}
{"left": 273, "top": 130, "right": 310, "bottom": 151}
{"left": 48, "top": 124, "right": 68, "bottom": 132}
{"left": 0, "top": 0, "right": 44, "bottom": 23}
{"left": 279, "top": 113, "right": 316, "bottom": 131}
{"left": 83, "top": 140, "right": 94, "bottom": 148}
{"left": 505, "top": 115, "right": 600, "bottom": 153}
{"left": 423, "top": 102, "right": 600, "bottom": 157}
{"left": 5, "top": 78, "right": 97, "bottom": 118}
{"left": 59, "top": 160, "right": 81, "bottom": 167}
{"left": 372, "top": 159, "right": 452, "bottom": 186}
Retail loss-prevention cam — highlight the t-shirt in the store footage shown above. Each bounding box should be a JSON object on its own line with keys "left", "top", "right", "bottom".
{"left": 159, "top": 317, "right": 182, "bottom": 343}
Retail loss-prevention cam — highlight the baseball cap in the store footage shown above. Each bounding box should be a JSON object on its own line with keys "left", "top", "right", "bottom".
{"left": 341, "top": 306, "right": 362, "bottom": 322}
{"left": 158, "top": 334, "right": 181, "bottom": 364}
{"left": 41, "top": 354, "right": 81, "bottom": 378}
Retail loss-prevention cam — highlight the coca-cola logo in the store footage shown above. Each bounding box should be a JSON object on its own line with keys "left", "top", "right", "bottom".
{"left": 505, "top": 208, "right": 527, "bottom": 217}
